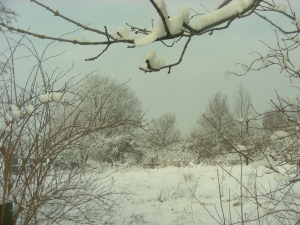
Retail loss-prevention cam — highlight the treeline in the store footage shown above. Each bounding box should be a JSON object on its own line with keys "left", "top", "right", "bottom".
{"left": 56, "top": 75, "right": 299, "bottom": 167}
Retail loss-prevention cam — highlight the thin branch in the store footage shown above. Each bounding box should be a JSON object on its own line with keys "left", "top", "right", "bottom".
{"left": 0, "top": 22, "right": 132, "bottom": 45}
{"left": 31, "top": 0, "right": 114, "bottom": 39}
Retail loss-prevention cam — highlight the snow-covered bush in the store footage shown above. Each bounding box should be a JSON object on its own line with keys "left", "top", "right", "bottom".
{"left": 140, "top": 141, "right": 197, "bottom": 167}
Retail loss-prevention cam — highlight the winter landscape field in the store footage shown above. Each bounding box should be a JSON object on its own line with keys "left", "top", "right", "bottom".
{"left": 75, "top": 163, "right": 299, "bottom": 225}
{"left": 1, "top": 0, "right": 300, "bottom": 224}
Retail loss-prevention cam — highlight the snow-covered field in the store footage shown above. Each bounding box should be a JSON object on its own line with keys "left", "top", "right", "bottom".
{"left": 98, "top": 164, "right": 299, "bottom": 225}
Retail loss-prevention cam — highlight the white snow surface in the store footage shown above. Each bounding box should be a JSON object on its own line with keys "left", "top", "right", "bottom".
{"left": 90, "top": 165, "right": 298, "bottom": 224}
{"left": 192, "top": 0, "right": 254, "bottom": 30}
{"left": 4, "top": 164, "right": 300, "bottom": 224}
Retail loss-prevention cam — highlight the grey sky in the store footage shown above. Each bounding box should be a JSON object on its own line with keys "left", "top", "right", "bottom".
{"left": 2, "top": 0, "right": 300, "bottom": 134}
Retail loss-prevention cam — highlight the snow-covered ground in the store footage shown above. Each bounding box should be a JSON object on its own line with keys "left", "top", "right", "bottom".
{"left": 99, "top": 164, "right": 299, "bottom": 225}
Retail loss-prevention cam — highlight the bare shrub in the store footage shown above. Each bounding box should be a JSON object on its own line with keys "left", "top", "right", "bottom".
{"left": 0, "top": 32, "right": 140, "bottom": 224}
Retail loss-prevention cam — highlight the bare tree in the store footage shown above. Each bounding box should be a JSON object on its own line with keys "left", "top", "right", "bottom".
{"left": 0, "top": 32, "right": 140, "bottom": 225}
{"left": 1, "top": 0, "right": 298, "bottom": 73}
{"left": 233, "top": 84, "right": 254, "bottom": 143}
{"left": 233, "top": 84, "right": 252, "bottom": 122}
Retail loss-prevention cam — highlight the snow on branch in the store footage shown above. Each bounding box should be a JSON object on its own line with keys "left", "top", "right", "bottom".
{"left": 135, "top": 0, "right": 189, "bottom": 47}
{"left": 2, "top": 0, "right": 287, "bottom": 73}
{"left": 139, "top": 50, "right": 165, "bottom": 72}
{"left": 192, "top": 0, "right": 255, "bottom": 31}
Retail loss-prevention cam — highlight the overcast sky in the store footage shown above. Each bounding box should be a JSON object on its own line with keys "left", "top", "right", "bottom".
{"left": 2, "top": 0, "right": 300, "bottom": 134}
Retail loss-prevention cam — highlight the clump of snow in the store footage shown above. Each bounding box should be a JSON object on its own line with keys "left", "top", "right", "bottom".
{"left": 154, "top": 0, "right": 168, "bottom": 19}
{"left": 275, "top": 174, "right": 300, "bottom": 183}
{"left": 192, "top": 0, "right": 254, "bottom": 30}
{"left": 167, "top": 8, "right": 190, "bottom": 35}
{"left": 6, "top": 115, "right": 13, "bottom": 121}
{"left": 5, "top": 125, "right": 11, "bottom": 132}
{"left": 134, "top": 0, "right": 190, "bottom": 47}
{"left": 252, "top": 156, "right": 279, "bottom": 173}
{"left": 38, "top": 93, "right": 50, "bottom": 103}
{"left": 10, "top": 104, "right": 21, "bottom": 119}
{"left": 294, "top": 66, "right": 300, "bottom": 74}
{"left": 25, "top": 105, "right": 35, "bottom": 115}
{"left": 274, "top": 174, "right": 292, "bottom": 182}
{"left": 296, "top": 18, "right": 300, "bottom": 30}
{"left": 293, "top": 36, "right": 299, "bottom": 42}
{"left": 74, "top": 37, "right": 88, "bottom": 43}
{"left": 38, "top": 92, "right": 63, "bottom": 103}
{"left": 134, "top": 21, "right": 165, "bottom": 47}
{"left": 11, "top": 123, "right": 17, "bottom": 131}
{"left": 288, "top": 98, "right": 298, "bottom": 106}
{"left": 270, "top": 131, "right": 289, "bottom": 140}
{"left": 274, "top": 4, "right": 287, "bottom": 13}
{"left": 51, "top": 92, "right": 63, "bottom": 102}
{"left": 237, "top": 145, "right": 247, "bottom": 151}
{"left": 113, "top": 27, "right": 133, "bottom": 40}
{"left": 262, "top": 57, "right": 270, "bottom": 68}
{"left": 60, "top": 96, "right": 69, "bottom": 103}
{"left": 139, "top": 50, "right": 165, "bottom": 70}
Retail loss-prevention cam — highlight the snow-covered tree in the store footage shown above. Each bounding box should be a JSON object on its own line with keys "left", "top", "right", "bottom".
{"left": 78, "top": 74, "right": 143, "bottom": 133}
{"left": 145, "top": 113, "right": 181, "bottom": 150}
{"left": 61, "top": 74, "right": 144, "bottom": 164}
{"left": 196, "top": 91, "right": 235, "bottom": 156}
